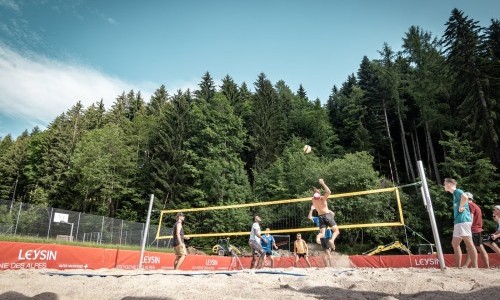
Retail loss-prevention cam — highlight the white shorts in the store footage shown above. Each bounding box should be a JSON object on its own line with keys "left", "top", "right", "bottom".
{"left": 249, "top": 239, "right": 264, "bottom": 254}
{"left": 453, "top": 222, "right": 472, "bottom": 238}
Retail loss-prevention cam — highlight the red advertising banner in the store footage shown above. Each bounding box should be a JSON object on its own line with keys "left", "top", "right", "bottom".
{"left": 349, "top": 254, "right": 500, "bottom": 268}
{"left": 0, "top": 242, "right": 322, "bottom": 271}
{"left": 1, "top": 242, "right": 497, "bottom": 271}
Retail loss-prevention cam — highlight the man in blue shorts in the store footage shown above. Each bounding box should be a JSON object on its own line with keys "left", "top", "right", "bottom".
{"left": 310, "top": 215, "right": 335, "bottom": 267}
{"left": 261, "top": 228, "right": 278, "bottom": 268}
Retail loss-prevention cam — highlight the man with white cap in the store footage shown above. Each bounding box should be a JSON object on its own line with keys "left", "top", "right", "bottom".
{"left": 462, "top": 192, "right": 489, "bottom": 268}
{"left": 483, "top": 205, "right": 500, "bottom": 254}
{"left": 494, "top": 205, "right": 500, "bottom": 218}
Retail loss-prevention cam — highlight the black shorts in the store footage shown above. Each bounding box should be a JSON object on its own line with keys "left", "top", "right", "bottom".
{"left": 296, "top": 253, "right": 307, "bottom": 258}
{"left": 472, "top": 232, "right": 482, "bottom": 246}
{"left": 486, "top": 237, "right": 500, "bottom": 246}
{"left": 265, "top": 251, "right": 273, "bottom": 257}
{"left": 318, "top": 212, "right": 337, "bottom": 228}
{"left": 483, "top": 234, "right": 500, "bottom": 246}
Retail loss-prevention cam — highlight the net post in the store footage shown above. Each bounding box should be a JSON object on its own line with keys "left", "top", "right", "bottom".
{"left": 139, "top": 194, "right": 155, "bottom": 270}
{"left": 417, "top": 160, "right": 446, "bottom": 270}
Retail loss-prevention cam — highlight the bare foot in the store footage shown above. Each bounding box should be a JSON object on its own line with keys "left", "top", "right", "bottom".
{"left": 328, "top": 240, "right": 335, "bottom": 251}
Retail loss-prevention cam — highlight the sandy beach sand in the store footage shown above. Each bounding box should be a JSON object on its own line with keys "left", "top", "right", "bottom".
{"left": 0, "top": 266, "right": 499, "bottom": 300}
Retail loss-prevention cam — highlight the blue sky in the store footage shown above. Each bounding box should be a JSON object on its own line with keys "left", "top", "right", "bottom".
{"left": 1, "top": 0, "right": 499, "bottom": 138}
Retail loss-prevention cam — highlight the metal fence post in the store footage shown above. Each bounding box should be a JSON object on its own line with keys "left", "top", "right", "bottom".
{"left": 14, "top": 202, "right": 22, "bottom": 235}
{"left": 120, "top": 219, "right": 124, "bottom": 245}
{"left": 76, "top": 212, "right": 81, "bottom": 242}
{"left": 100, "top": 216, "right": 105, "bottom": 244}
{"left": 46, "top": 207, "right": 54, "bottom": 239}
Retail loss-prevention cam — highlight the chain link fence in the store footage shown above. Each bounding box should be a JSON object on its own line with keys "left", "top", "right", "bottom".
{"left": 0, "top": 199, "right": 172, "bottom": 248}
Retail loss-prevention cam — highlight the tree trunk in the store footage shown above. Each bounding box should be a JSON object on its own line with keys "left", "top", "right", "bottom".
{"left": 383, "top": 98, "right": 400, "bottom": 183}
{"left": 424, "top": 121, "right": 441, "bottom": 184}
{"left": 397, "top": 103, "right": 416, "bottom": 182}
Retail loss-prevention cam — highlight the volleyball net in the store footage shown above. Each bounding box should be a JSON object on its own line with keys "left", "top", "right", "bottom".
{"left": 155, "top": 187, "right": 404, "bottom": 240}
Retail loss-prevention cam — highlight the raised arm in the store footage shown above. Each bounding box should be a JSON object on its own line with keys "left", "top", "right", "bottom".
{"left": 319, "top": 179, "right": 331, "bottom": 199}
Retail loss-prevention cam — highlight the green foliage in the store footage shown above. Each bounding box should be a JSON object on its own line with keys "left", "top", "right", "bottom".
{"left": 442, "top": 9, "right": 500, "bottom": 163}
{"left": 184, "top": 92, "right": 251, "bottom": 206}
{"left": 253, "top": 138, "right": 323, "bottom": 201}
{"left": 149, "top": 90, "right": 192, "bottom": 210}
{"left": 0, "top": 133, "right": 30, "bottom": 200}
{"left": 0, "top": 205, "right": 12, "bottom": 225}
{"left": 251, "top": 73, "right": 288, "bottom": 169}
{"left": 328, "top": 152, "right": 380, "bottom": 191}
{"left": 1, "top": 8, "right": 499, "bottom": 254}
{"left": 71, "top": 124, "right": 137, "bottom": 216}
{"left": 327, "top": 152, "right": 393, "bottom": 245}
{"left": 0, "top": 134, "right": 14, "bottom": 157}
{"left": 439, "top": 130, "right": 499, "bottom": 213}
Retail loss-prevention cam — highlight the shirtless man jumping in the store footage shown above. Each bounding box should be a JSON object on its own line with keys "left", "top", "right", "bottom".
{"left": 311, "top": 178, "right": 338, "bottom": 250}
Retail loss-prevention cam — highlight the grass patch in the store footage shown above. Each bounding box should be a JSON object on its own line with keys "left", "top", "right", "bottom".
{"left": 0, "top": 234, "right": 174, "bottom": 253}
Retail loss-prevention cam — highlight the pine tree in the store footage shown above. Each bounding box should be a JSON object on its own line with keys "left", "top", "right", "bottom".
{"left": 147, "top": 85, "right": 169, "bottom": 116}
{"left": 0, "top": 135, "right": 14, "bottom": 158}
{"left": 183, "top": 91, "right": 251, "bottom": 236}
{"left": 297, "top": 84, "right": 307, "bottom": 100}
{"left": 251, "top": 73, "right": 286, "bottom": 169}
{"left": 82, "top": 99, "right": 106, "bottom": 131}
{"left": 442, "top": 9, "right": 499, "bottom": 164}
{"left": 0, "top": 132, "right": 30, "bottom": 204}
{"left": 150, "top": 90, "right": 192, "bottom": 208}
{"left": 357, "top": 56, "right": 389, "bottom": 167}
{"left": 403, "top": 25, "right": 450, "bottom": 184}
{"left": 195, "top": 71, "right": 216, "bottom": 102}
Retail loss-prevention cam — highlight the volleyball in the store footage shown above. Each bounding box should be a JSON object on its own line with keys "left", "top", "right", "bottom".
{"left": 303, "top": 145, "right": 312, "bottom": 154}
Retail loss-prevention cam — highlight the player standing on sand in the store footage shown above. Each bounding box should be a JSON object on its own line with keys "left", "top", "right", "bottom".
{"left": 443, "top": 178, "right": 477, "bottom": 268}
{"left": 173, "top": 212, "right": 188, "bottom": 270}
{"left": 249, "top": 215, "right": 267, "bottom": 269}
{"left": 311, "top": 179, "right": 338, "bottom": 250}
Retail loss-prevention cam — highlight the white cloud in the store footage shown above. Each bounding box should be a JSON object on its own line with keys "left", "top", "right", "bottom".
{"left": 106, "top": 17, "right": 117, "bottom": 25}
{"left": 0, "top": 44, "right": 154, "bottom": 131}
{"left": 0, "top": 0, "right": 20, "bottom": 11}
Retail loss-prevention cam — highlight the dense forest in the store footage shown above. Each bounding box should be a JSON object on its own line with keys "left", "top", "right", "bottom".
{"left": 1, "top": 9, "right": 499, "bottom": 252}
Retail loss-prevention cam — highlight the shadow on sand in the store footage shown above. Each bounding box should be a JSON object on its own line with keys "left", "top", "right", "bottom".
{"left": 292, "top": 285, "right": 500, "bottom": 300}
